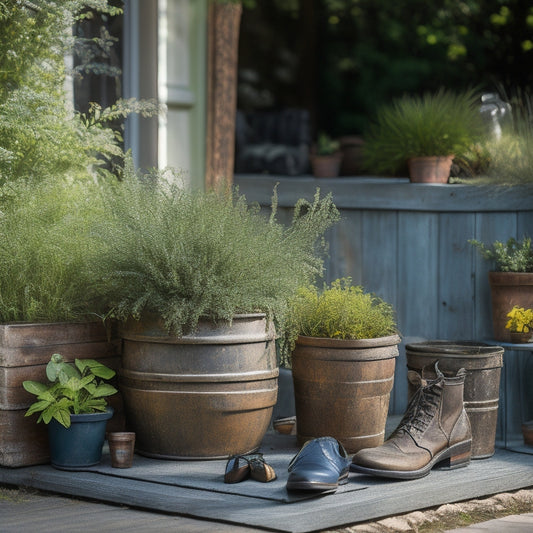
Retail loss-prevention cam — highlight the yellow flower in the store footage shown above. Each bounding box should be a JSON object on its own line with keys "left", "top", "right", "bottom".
{"left": 505, "top": 306, "right": 533, "bottom": 333}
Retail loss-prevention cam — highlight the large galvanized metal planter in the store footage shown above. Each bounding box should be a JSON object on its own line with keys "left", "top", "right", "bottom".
{"left": 488, "top": 272, "right": 533, "bottom": 342}
{"left": 405, "top": 341, "right": 504, "bottom": 459}
{"left": 119, "top": 313, "right": 278, "bottom": 459}
{"left": 291, "top": 334, "right": 401, "bottom": 454}
{"left": 0, "top": 321, "right": 123, "bottom": 467}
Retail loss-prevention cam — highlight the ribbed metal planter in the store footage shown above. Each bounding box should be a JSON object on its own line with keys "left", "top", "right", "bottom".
{"left": 291, "top": 334, "right": 401, "bottom": 454}
{"left": 406, "top": 341, "right": 504, "bottom": 459}
{"left": 119, "top": 313, "right": 278, "bottom": 460}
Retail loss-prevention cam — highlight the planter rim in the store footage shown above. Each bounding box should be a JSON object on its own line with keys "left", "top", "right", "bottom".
{"left": 67, "top": 406, "right": 114, "bottom": 423}
{"left": 406, "top": 341, "right": 504, "bottom": 358}
{"left": 296, "top": 333, "right": 401, "bottom": 349}
{"left": 120, "top": 313, "right": 275, "bottom": 345}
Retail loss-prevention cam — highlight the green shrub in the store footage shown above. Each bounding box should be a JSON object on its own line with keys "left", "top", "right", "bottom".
{"left": 89, "top": 162, "right": 340, "bottom": 342}
{"left": 469, "top": 237, "right": 533, "bottom": 272}
{"left": 285, "top": 278, "right": 397, "bottom": 356}
{"left": 0, "top": 179, "right": 107, "bottom": 322}
{"left": 362, "top": 88, "right": 486, "bottom": 175}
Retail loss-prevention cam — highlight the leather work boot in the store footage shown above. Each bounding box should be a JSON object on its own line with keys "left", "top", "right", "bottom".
{"left": 350, "top": 363, "right": 472, "bottom": 480}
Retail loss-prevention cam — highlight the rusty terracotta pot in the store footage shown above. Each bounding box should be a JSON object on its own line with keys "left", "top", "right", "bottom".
{"left": 488, "top": 272, "right": 533, "bottom": 342}
{"left": 310, "top": 153, "right": 343, "bottom": 178}
{"left": 291, "top": 334, "right": 400, "bottom": 454}
{"left": 119, "top": 313, "right": 278, "bottom": 459}
{"left": 407, "top": 155, "right": 454, "bottom": 183}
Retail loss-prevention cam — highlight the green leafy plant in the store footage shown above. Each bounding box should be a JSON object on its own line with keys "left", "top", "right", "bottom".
{"left": 22, "top": 353, "right": 117, "bottom": 428}
{"left": 315, "top": 133, "right": 340, "bottom": 156}
{"left": 362, "top": 88, "right": 486, "bottom": 175}
{"left": 285, "top": 277, "right": 397, "bottom": 355}
{"left": 89, "top": 161, "right": 340, "bottom": 345}
{"left": 505, "top": 305, "right": 533, "bottom": 333}
{"left": 469, "top": 237, "right": 533, "bottom": 272}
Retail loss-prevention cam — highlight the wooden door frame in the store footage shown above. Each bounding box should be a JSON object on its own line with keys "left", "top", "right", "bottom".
{"left": 205, "top": 1, "right": 242, "bottom": 190}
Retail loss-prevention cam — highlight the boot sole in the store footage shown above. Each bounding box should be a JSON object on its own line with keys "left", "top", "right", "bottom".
{"left": 350, "top": 439, "right": 472, "bottom": 481}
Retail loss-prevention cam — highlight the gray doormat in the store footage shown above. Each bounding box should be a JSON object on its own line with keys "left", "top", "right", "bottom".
{"left": 1, "top": 433, "right": 532, "bottom": 533}
{"left": 80, "top": 439, "right": 367, "bottom": 503}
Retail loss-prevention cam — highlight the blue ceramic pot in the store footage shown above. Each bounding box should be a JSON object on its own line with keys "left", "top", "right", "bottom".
{"left": 48, "top": 407, "right": 114, "bottom": 470}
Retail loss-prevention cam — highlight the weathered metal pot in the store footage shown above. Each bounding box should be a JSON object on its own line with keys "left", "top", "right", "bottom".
{"left": 119, "top": 313, "right": 278, "bottom": 459}
{"left": 291, "top": 334, "right": 401, "bottom": 454}
{"left": 405, "top": 341, "right": 504, "bottom": 459}
{"left": 488, "top": 272, "right": 533, "bottom": 342}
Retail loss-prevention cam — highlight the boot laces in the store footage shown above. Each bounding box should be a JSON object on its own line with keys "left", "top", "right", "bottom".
{"left": 394, "top": 378, "right": 442, "bottom": 436}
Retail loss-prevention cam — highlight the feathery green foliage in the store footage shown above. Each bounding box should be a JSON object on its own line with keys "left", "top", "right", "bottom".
{"left": 469, "top": 237, "right": 533, "bottom": 272}
{"left": 362, "top": 88, "right": 486, "bottom": 175}
{"left": 89, "top": 162, "right": 340, "bottom": 341}
{"left": 285, "top": 278, "right": 397, "bottom": 358}
{"left": 0, "top": 178, "right": 107, "bottom": 322}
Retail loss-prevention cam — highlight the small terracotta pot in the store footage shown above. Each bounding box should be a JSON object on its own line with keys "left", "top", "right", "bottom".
{"left": 522, "top": 421, "right": 533, "bottom": 446}
{"left": 407, "top": 155, "right": 454, "bottom": 183}
{"left": 107, "top": 432, "right": 136, "bottom": 468}
{"left": 509, "top": 331, "right": 533, "bottom": 344}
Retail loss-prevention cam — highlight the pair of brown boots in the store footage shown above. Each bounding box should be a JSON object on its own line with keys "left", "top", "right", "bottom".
{"left": 351, "top": 363, "right": 472, "bottom": 480}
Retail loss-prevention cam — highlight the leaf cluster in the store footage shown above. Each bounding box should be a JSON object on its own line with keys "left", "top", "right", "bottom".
{"left": 285, "top": 278, "right": 397, "bottom": 358}
{"left": 362, "top": 88, "right": 486, "bottom": 175}
{"left": 469, "top": 237, "right": 533, "bottom": 272}
{"left": 23, "top": 353, "right": 117, "bottom": 428}
{"left": 88, "top": 161, "right": 339, "bottom": 343}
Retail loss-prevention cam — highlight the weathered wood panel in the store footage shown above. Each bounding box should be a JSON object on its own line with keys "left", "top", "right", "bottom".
{"left": 236, "top": 175, "right": 533, "bottom": 442}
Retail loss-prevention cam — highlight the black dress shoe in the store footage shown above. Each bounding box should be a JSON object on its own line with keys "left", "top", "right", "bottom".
{"left": 286, "top": 437, "right": 350, "bottom": 492}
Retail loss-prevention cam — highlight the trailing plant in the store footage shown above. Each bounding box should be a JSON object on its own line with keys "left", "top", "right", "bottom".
{"left": 362, "top": 88, "right": 486, "bottom": 175}
{"left": 505, "top": 306, "right": 533, "bottom": 334}
{"left": 89, "top": 160, "right": 340, "bottom": 346}
{"left": 23, "top": 353, "right": 117, "bottom": 428}
{"left": 285, "top": 278, "right": 397, "bottom": 357}
{"left": 0, "top": 178, "right": 107, "bottom": 323}
{"left": 469, "top": 237, "right": 533, "bottom": 272}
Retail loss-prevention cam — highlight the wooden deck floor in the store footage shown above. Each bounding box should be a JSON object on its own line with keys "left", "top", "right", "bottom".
{"left": 1, "top": 433, "right": 532, "bottom": 533}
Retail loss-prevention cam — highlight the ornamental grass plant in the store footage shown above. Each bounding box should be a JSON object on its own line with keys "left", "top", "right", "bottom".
{"left": 362, "top": 88, "right": 486, "bottom": 175}
{"left": 89, "top": 161, "right": 340, "bottom": 342}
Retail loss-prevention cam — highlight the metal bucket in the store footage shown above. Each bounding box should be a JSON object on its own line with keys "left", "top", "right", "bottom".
{"left": 119, "top": 313, "right": 278, "bottom": 460}
{"left": 292, "top": 334, "right": 401, "bottom": 454}
{"left": 405, "top": 341, "right": 504, "bottom": 459}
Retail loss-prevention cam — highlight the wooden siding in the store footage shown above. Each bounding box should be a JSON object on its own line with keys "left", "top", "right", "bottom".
{"left": 235, "top": 175, "right": 533, "bottom": 444}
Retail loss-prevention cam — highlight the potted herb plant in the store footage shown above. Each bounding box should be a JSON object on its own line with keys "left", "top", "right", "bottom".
{"left": 309, "top": 133, "right": 343, "bottom": 178}
{"left": 362, "top": 88, "right": 485, "bottom": 183}
{"left": 90, "top": 167, "right": 339, "bottom": 459}
{"left": 470, "top": 236, "right": 533, "bottom": 341}
{"left": 505, "top": 306, "right": 533, "bottom": 343}
{"left": 22, "top": 354, "right": 117, "bottom": 470}
{"left": 286, "top": 278, "right": 400, "bottom": 454}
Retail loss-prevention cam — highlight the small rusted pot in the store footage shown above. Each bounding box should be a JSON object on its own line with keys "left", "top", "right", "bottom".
{"left": 107, "top": 432, "right": 136, "bottom": 468}
{"left": 292, "top": 334, "right": 401, "bottom": 454}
